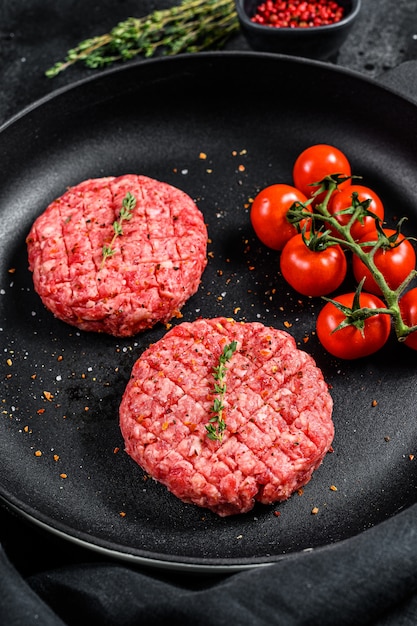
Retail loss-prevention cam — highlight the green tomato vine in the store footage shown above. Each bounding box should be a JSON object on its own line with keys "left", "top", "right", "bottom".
{"left": 286, "top": 174, "right": 417, "bottom": 342}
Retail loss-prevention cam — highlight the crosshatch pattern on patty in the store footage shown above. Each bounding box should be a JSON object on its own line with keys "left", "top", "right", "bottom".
{"left": 120, "top": 317, "right": 334, "bottom": 517}
{"left": 26, "top": 174, "right": 208, "bottom": 337}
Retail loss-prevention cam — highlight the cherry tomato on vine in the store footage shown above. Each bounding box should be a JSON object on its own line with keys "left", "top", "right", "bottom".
{"left": 250, "top": 184, "right": 309, "bottom": 251}
{"left": 280, "top": 233, "right": 347, "bottom": 297}
{"left": 352, "top": 228, "right": 416, "bottom": 295}
{"left": 293, "top": 144, "right": 351, "bottom": 203}
{"left": 399, "top": 288, "right": 417, "bottom": 350}
{"left": 327, "top": 184, "right": 385, "bottom": 240}
{"left": 316, "top": 292, "right": 391, "bottom": 359}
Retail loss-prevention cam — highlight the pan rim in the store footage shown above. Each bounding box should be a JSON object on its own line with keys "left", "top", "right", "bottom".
{"left": 2, "top": 50, "right": 417, "bottom": 572}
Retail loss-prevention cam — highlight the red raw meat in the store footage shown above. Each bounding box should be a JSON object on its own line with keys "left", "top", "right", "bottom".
{"left": 26, "top": 175, "right": 207, "bottom": 336}
{"left": 120, "top": 317, "right": 334, "bottom": 516}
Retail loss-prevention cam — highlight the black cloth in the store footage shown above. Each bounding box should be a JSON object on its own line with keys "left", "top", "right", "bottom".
{"left": 2, "top": 1, "right": 417, "bottom": 624}
{"left": 3, "top": 506, "right": 417, "bottom": 625}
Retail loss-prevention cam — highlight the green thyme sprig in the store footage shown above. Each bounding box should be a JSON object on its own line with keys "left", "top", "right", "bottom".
{"left": 45, "top": 0, "right": 239, "bottom": 78}
{"left": 206, "top": 340, "right": 237, "bottom": 442}
{"left": 100, "top": 191, "right": 136, "bottom": 269}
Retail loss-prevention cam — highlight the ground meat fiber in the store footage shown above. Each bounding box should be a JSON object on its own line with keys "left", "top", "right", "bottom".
{"left": 119, "top": 317, "right": 334, "bottom": 517}
{"left": 26, "top": 175, "right": 207, "bottom": 336}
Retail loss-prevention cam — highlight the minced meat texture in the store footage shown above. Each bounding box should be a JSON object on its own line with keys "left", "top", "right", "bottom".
{"left": 119, "top": 317, "right": 334, "bottom": 517}
{"left": 26, "top": 175, "right": 207, "bottom": 336}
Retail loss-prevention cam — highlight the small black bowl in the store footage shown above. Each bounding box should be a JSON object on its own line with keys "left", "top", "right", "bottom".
{"left": 235, "top": 0, "right": 361, "bottom": 60}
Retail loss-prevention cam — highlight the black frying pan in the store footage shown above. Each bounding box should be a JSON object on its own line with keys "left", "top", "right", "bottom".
{"left": 1, "top": 52, "right": 417, "bottom": 572}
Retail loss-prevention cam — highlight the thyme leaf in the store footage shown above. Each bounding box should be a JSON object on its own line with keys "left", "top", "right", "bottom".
{"left": 100, "top": 191, "right": 136, "bottom": 269}
{"left": 205, "top": 340, "right": 237, "bottom": 442}
{"left": 46, "top": 0, "right": 239, "bottom": 78}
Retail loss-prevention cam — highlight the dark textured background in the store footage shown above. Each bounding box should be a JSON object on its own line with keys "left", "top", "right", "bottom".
{"left": 1, "top": 0, "right": 417, "bottom": 127}
{"left": 2, "top": 1, "right": 417, "bottom": 623}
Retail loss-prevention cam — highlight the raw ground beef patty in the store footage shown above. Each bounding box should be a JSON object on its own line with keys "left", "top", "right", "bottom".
{"left": 119, "top": 317, "right": 334, "bottom": 516}
{"left": 26, "top": 175, "right": 207, "bottom": 336}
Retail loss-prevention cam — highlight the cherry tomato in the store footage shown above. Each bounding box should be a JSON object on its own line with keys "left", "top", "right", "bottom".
{"left": 399, "top": 288, "right": 417, "bottom": 350}
{"left": 316, "top": 292, "right": 391, "bottom": 359}
{"left": 352, "top": 228, "right": 416, "bottom": 295}
{"left": 280, "top": 233, "right": 347, "bottom": 297}
{"left": 293, "top": 144, "right": 351, "bottom": 203}
{"left": 250, "top": 184, "right": 309, "bottom": 251}
{"left": 327, "top": 184, "right": 385, "bottom": 240}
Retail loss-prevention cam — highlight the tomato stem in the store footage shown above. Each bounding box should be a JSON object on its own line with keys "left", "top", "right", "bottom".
{"left": 288, "top": 175, "right": 417, "bottom": 342}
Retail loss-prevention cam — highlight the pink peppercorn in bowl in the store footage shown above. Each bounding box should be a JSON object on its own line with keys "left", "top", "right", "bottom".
{"left": 235, "top": 0, "right": 361, "bottom": 60}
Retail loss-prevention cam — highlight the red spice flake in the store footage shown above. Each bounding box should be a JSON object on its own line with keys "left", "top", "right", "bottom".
{"left": 23, "top": 426, "right": 29, "bottom": 433}
{"left": 238, "top": 164, "right": 245, "bottom": 172}
{"left": 371, "top": 399, "right": 378, "bottom": 407}
{"left": 409, "top": 454, "right": 415, "bottom": 461}
{"left": 60, "top": 473, "right": 67, "bottom": 479}
{"left": 119, "top": 511, "right": 126, "bottom": 517}
{"left": 34, "top": 450, "right": 42, "bottom": 457}
{"left": 311, "top": 506, "right": 319, "bottom": 515}
{"left": 297, "top": 488, "right": 304, "bottom": 496}
{"left": 199, "top": 152, "right": 207, "bottom": 160}
{"left": 31, "top": 374, "right": 37, "bottom": 379}
{"left": 37, "top": 408, "right": 46, "bottom": 415}
{"left": 8, "top": 268, "right": 16, "bottom": 274}
{"left": 57, "top": 355, "right": 63, "bottom": 362}
{"left": 273, "top": 510, "right": 281, "bottom": 517}
{"left": 6, "top": 358, "right": 12, "bottom": 367}
{"left": 283, "top": 321, "right": 292, "bottom": 328}
{"left": 384, "top": 436, "right": 391, "bottom": 442}
{"left": 330, "top": 485, "right": 338, "bottom": 491}
{"left": 251, "top": 0, "right": 345, "bottom": 28}
{"left": 43, "top": 391, "right": 53, "bottom": 401}
{"left": 53, "top": 454, "right": 60, "bottom": 461}
{"left": 161, "top": 421, "right": 169, "bottom": 431}
{"left": 113, "top": 447, "right": 120, "bottom": 454}
{"left": 84, "top": 406, "right": 89, "bottom": 412}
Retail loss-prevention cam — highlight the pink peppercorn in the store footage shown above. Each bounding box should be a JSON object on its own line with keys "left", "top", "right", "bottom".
{"left": 251, "top": 0, "right": 345, "bottom": 27}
